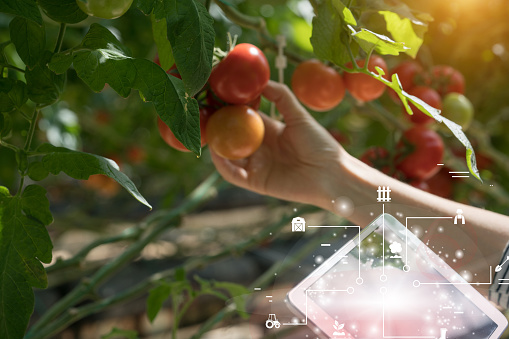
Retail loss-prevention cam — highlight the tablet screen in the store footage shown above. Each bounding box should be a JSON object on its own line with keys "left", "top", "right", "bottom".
{"left": 299, "top": 214, "right": 501, "bottom": 339}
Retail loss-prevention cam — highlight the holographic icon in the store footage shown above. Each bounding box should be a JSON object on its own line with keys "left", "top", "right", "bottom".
{"left": 265, "top": 313, "right": 281, "bottom": 329}
{"left": 377, "top": 186, "right": 391, "bottom": 202}
{"left": 454, "top": 209, "right": 465, "bottom": 224}
{"left": 495, "top": 256, "right": 509, "bottom": 272}
{"left": 438, "top": 327, "right": 448, "bottom": 339}
{"left": 292, "top": 217, "right": 306, "bottom": 232}
{"left": 332, "top": 320, "right": 345, "bottom": 336}
{"left": 389, "top": 242, "right": 403, "bottom": 258}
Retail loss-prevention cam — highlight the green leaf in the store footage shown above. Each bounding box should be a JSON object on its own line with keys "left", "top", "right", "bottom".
{"left": 27, "top": 161, "right": 49, "bottom": 181}
{"left": 0, "top": 79, "right": 28, "bottom": 112}
{"left": 151, "top": 14, "right": 174, "bottom": 71}
{"left": 36, "top": 143, "right": 152, "bottom": 209}
{"left": 137, "top": 0, "right": 215, "bottom": 97}
{"left": 48, "top": 52, "right": 74, "bottom": 74}
{"left": 349, "top": 25, "right": 409, "bottom": 56}
{"left": 175, "top": 267, "right": 186, "bottom": 281}
{"left": 0, "top": 113, "right": 12, "bottom": 137}
{"left": 51, "top": 24, "right": 201, "bottom": 155}
{"left": 146, "top": 281, "right": 172, "bottom": 322}
{"left": 9, "top": 16, "right": 46, "bottom": 69}
{"left": 0, "top": 0, "right": 42, "bottom": 25}
{"left": 310, "top": 0, "right": 354, "bottom": 66}
{"left": 0, "top": 185, "right": 53, "bottom": 339}
{"left": 332, "top": 0, "right": 357, "bottom": 26}
{"left": 101, "top": 328, "right": 139, "bottom": 339}
{"left": 379, "top": 11, "right": 426, "bottom": 58}
{"left": 212, "top": 281, "right": 250, "bottom": 319}
{"left": 25, "top": 53, "right": 65, "bottom": 105}
{"left": 9, "top": 81, "right": 28, "bottom": 108}
{"left": 38, "top": 0, "right": 88, "bottom": 24}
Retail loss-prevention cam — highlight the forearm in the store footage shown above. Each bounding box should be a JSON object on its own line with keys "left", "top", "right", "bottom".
{"left": 318, "top": 149, "right": 509, "bottom": 265}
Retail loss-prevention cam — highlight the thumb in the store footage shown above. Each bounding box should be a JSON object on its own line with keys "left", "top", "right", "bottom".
{"left": 262, "top": 80, "right": 312, "bottom": 124}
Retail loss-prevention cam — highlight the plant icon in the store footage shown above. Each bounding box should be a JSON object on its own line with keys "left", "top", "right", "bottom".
{"left": 333, "top": 320, "right": 345, "bottom": 336}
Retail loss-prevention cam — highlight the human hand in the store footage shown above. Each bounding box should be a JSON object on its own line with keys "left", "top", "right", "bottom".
{"left": 210, "top": 80, "right": 346, "bottom": 208}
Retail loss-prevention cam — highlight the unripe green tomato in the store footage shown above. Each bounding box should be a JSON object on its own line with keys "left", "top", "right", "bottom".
{"left": 441, "top": 93, "right": 474, "bottom": 131}
{"left": 76, "top": 0, "right": 133, "bottom": 19}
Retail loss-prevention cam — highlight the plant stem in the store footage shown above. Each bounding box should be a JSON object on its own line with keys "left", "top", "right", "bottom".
{"left": 54, "top": 23, "right": 67, "bottom": 53}
{"left": 16, "top": 109, "right": 39, "bottom": 195}
{"left": 1, "top": 63, "right": 25, "bottom": 73}
{"left": 0, "top": 140, "right": 19, "bottom": 152}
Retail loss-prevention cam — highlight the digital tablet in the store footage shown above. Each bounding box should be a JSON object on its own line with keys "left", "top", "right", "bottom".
{"left": 287, "top": 213, "right": 508, "bottom": 339}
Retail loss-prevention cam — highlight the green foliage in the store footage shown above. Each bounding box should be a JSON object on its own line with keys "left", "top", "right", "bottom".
{"left": 0, "top": 185, "right": 53, "bottom": 339}
{"left": 38, "top": 0, "right": 88, "bottom": 24}
{"left": 151, "top": 14, "right": 174, "bottom": 71}
{"left": 25, "top": 52, "right": 65, "bottom": 105}
{"left": 349, "top": 26, "right": 408, "bottom": 56}
{"left": 136, "top": 0, "right": 215, "bottom": 97}
{"left": 30, "top": 143, "right": 152, "bottom": 208}
{"left": 0, "top": 78, "right": 28, "bottom": 112}
{"left": 379, "top": 11, "right": 426, "bottom": 58}
{"left": 146, "top": 281, "right": 172, "bottom": 322}
{"left": 0, "top": 0, "right": 42, "bottom": 25}
{"left": 101, "top": 328, "right": 139, "bottom": 339}
{"left": 9, "top": 16, "right": 45, "bottom": 69}
{"left": 50, "top": 23, "right": 202, "bottom": 155}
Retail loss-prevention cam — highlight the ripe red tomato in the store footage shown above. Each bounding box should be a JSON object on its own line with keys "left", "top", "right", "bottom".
{"left": 396, "top": 126, "right": 444, "bottom": 181}
{"left": 387, "top": 60, "right": 422, "bottom": 103}
{"left": 158, "top": 107, "right": 211, "bottom": 152}
{"left": 343, "top": 55, "right": 388, "bottom": 102}
{"left": 360, "top": 146, "right": 391, "bottom": 174}
{"left": 291, "top": 59, "right": 345, "bottom": 111}
{"left": 206, "top": 105, "right": 265, "bottom": 160}
{"left": 405, "top": 86, "right": 442, "bottom": 125}
{"left": 425, "top": 167, "right": 453, "bottom": 199}
{"left": 206, "top": 90, "right": 260, "bottom": 111}
{"left": 209, "top": 43, "right": 270, "bottom": 105}
{"left": 431, "top": 65, "right": 465, "bottom": 96}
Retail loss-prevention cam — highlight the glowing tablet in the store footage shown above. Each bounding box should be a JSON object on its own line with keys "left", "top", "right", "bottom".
{"left": 287, "top": 213, "right": 507, "bottom": 339}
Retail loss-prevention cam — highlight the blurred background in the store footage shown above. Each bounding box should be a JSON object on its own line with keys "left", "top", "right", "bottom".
{"left": 0, "top": 0, "right": 508, "bottom": 338}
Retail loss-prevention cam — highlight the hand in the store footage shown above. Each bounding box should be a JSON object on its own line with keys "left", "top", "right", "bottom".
{"left": 210, "top": 81, "right": 345, "bottom": 208}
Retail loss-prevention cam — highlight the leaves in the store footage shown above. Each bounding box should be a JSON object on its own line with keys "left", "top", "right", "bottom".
{"left": 379, "top": 11, "right": 426, "bottom": 58}
{"left": 38, "top": 0, "right": 88, "bottom": 24}
{"left": 0, "top": 0, "right": 42, "bottom": 25}
{"left": 151, "top": 14, "right": 174, "bottom": 71}
{"left": 137, "top": 0, "right": 215, "bottom": 97}
{"left": 0, "top": 185, "right": 53, "bottom": 339}
{"left": 310, "top": 0, "right": 354, "bottom": 66}
{"left": 146, "top": 282, "right": 172, "bottom": 322}
{"left": 349, "top": 25, "right": 409, "bottom": 56}
{"left": 332, "top": 0, "right": 357, "bottom": 26}
{"left": 0, "top": 78, "right": 28, "bottom": 113}
{"left": 25, "top": 52, "right": 66, "bottom": 105}
{"left": 31, "top": 143, "right": 152, "bottom": 209}
{"left": 9, "top": 16, "right": 46, "bottom": 69}
{"left": 50, "top": 24, "right": 202, "bottom": 155}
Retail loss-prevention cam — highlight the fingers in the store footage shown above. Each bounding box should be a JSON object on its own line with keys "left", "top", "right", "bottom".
{"left": 210, "top": 150, "right": 249, "bottom": 188}
{"left": 262, "top": 80, "right": 312, "bottom": 124}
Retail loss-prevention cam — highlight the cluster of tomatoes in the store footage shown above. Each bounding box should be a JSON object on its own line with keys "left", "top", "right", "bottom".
{"left": 156, "top": 43, "right": 270, "bottom": 160}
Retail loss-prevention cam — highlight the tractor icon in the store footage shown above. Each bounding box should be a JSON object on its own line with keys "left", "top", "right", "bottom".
{"left": 265, "top": 313, "right": 281, "bottom": 329}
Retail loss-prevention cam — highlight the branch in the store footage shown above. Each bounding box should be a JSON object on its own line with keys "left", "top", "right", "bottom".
{"left": 26, "top": 172, "right": 221, "bottom": 338}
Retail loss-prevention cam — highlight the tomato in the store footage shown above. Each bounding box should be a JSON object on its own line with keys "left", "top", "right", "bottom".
{"left": 76, "top": 0, "right": 133, "bottom": 19}
{"left": 343, "top": 55, "right": 388, "bottom": 102}
{"left": 441, "top": 93, "right": 473, "bottom": 130}
{"left": 84, "top": 174, "right": 120, "bottom": 197}
{"left": 431, "top": 65, "right": 465, "bottom": 96}
{"left": 206, "top": 90, "right": 260, "bottom": 111}
{"left": 158, "top": 107, "right": 211, "bottom": 152}
{"left": 425, "top": 167, "right": 453, "bottom": 199}
{"left": 360, "top": 146, "right": 391, "bottom": 174}
{"left": 405, "top": 86, "right": 442, "bottom": 125}
{"left": 387, "top": 60, "right": 422, "bottom": 103}
{"left": 328, "top": 129, "right": 349, "bottom": 146}
{"left": 209, "top": 44, "right": 270, "bottom": 105}
{"left": 396, "top": 126, "right": 444, "bottom": 181}
{"left": 127, "top": 145, "right": 146, "bottom": 164}
{"left": 291, "top": 60, "right": 345, "bottom": 111}
{"left": 206, "top": 105, "right": 265, "bottom": 160}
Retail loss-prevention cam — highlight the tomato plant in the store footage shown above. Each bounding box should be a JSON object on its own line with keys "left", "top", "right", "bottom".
{"left": 343, "top": 55, "right": 388, "bottom": 102}
{"left": 158, "top": 107, "right": 211, "bottom": 152}
{"left": 431, "top": 65, "right": 465, "bottom": 96}
{"left": 360, "top": 146, "right": 391, "bottom": 174}
{"left": 291, "top": 59, "right": 345, "bottom": 111}
{"left": 206, "top": 105, "right": 264, "bottom": 160}
{"left": 76, "top": 0, "right": 133, "bottom": 19}
{"left": 406, "top": 86, "right": 442, "bottom": 125}
{"left": 209, "top": 43, "right": 270, "bottom": 105}
{"left": 441, "top": 93, "right": 474, "bottom": 131}
{"left": 387, "top": 60, "right": 422, "bottom": 103}
{"left": 396, "top": 126, "right": 444, "bottom": 181}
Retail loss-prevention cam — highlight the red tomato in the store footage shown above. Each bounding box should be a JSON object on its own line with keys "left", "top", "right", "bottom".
{"left": 209, "top": 43, "right": 270, "bottom": 105}
{"left": 206, "top": 91, "right": 260, "bottom": 111}
{"left": 405, "top": 86, "right": 442, "bottom": 125}
{"left": 360, "top": 146, "right": 391, "bottom": 174}
{"left": 206, "top": 105, "right": 265, "bottom": 160}
{"left": 127, "top": 145, "right": 146, "bottom": 164}
{"left": 426, "top": 167, "right": 453, "bottom": 199}
{"left": 396, "top": 126, "right": 444, "bottom": 181}
{"left": 343, "top": 55, "right": 388, "bottom": 102}
{"left": 157, "top": 107, "right": 211, "bottom": 152}
{"left": 387, "top": 60, "right": 423, "bottom": 103}
{"left": 328, "top": 129, "right": 349, "bottom": 145}
{"left": 431, "top": 65, "right": 465, "bottom": 96}
{"left": 291, "top": 59, "right": 345, "bottom": 111}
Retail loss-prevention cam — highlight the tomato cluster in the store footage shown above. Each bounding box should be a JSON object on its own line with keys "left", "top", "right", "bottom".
{"left": 155, "top": 43, "right": 269, "bottom": 160}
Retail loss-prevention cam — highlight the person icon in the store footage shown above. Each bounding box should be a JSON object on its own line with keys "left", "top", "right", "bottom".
{"left": 454, "top": 209, "right": 465, "bottom": 225}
